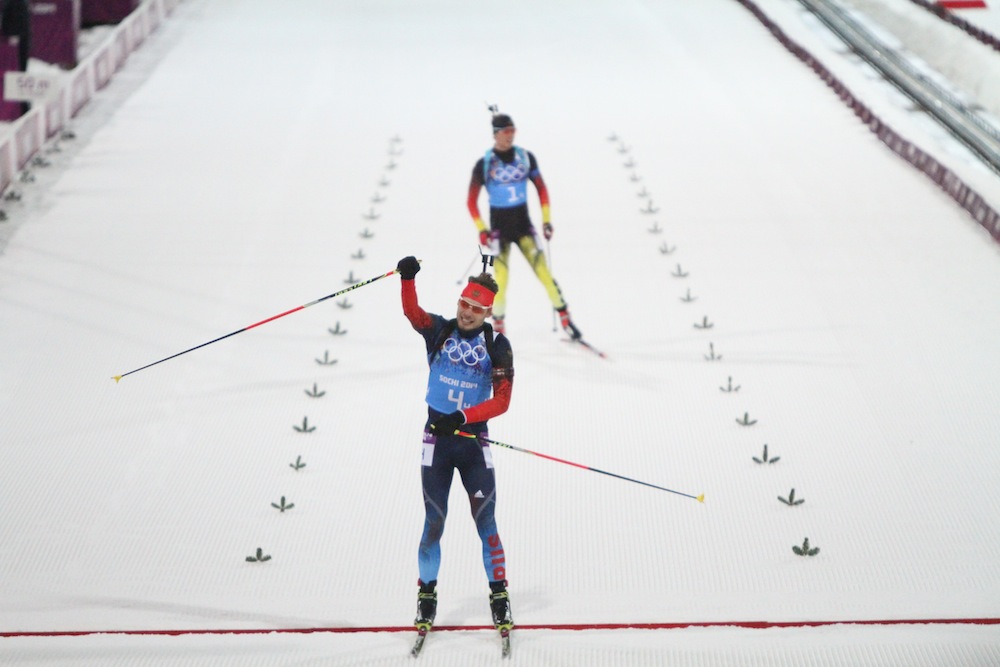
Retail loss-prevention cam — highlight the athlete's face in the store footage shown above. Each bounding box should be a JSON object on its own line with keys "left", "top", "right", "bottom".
{"left": 493, "top": 127, "right": 515, "bottom": 151}
{"left": 457, "top": 297, "right": 492, "bottom": 332}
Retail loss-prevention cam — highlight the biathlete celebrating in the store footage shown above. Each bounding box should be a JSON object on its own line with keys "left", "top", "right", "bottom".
{"left": 396, "top": 255, "right": 515, "bottom": 638}
{"left": 466, "top": 111, "right": 582, "bottom": 340}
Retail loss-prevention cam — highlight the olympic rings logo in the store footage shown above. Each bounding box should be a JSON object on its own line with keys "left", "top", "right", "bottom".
{"left": 443, "top": 337, "right": 488, "bottom": 366}
{"left": 490, "top": 163, "right": 528, "bottom": 184}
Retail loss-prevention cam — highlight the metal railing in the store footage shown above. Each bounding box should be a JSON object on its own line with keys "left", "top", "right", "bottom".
{"left": 798, "top": 0, "right": 1000, "bottom": 177}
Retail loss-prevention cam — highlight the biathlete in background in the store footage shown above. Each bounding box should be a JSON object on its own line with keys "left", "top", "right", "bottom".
{"left": 466, "top": 111, "right": 582, "bottom": 340}
{"left": 396, "top": 255, "right": 515, "bottom": 636}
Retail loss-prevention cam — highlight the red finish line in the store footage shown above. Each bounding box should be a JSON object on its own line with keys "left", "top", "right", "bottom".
{"left": 3, "top": 618, "right": 999, "bottom": 638}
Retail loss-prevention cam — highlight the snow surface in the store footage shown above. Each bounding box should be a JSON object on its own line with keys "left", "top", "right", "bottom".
{"left": 1, "top": 0, "right": 999, "bottom": 664}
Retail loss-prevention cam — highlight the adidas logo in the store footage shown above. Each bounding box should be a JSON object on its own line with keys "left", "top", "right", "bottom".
{"left": 474, "top": 490, "right": 485, "bottom": 499}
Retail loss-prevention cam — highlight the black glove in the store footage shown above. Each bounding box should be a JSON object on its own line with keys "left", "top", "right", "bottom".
{"left": 397, "top": 256, "right": 420, "bottom": 280}
{"left": 430, "top": 410, "right": 465, "bottom": 435}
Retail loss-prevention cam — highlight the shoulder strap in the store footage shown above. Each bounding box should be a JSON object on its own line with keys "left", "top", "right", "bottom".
{"left": 481, "top": 322, "right": 497, "bottom": 365}
{"left": 430, "top": 319, "right": 457, "bottom": 360}
{"left": 483, "top": 149, "right": 494, "bottom": 182}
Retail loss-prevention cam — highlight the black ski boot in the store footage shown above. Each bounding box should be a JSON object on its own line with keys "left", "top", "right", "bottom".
{"left": 557, "top": 307, "right": 582, "bottom": 340}
{"left": 414, "top": 579, "right": 437, "bottom": 631}
{"left": 489, "top": 580, "right": 513, "bottom": 631}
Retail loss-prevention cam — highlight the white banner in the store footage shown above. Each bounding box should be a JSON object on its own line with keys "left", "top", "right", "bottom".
{"left": 3, "top": 72, "right": 64, "bottom": 102}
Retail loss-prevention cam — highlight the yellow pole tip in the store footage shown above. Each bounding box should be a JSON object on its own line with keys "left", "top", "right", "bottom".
{"left": 112, "top": 375, "right": 122, "bottom": 383}
{"left": 697, "top": 494, "right": 705, "bottom": 503}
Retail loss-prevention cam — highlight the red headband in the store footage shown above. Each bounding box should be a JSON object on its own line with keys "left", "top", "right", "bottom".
{"left": 461, "top": 281, "right": 495, "bottom": 308}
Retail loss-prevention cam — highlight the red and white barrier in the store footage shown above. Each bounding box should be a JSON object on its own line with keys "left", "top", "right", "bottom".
{"left": 0, "top": 0, "right": 182, "bottom": 195}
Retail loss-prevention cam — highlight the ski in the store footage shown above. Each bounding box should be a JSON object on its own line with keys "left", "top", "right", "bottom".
{"left": 412, "top": 581, "right": 437, "bottom": 657}
{"left": 410, "top": 626, "right": 430, "bottom": 657}
{"left": 564, "top": 337, "right": 607, "bottom": 359}
{"left": 412, "top": 624, "right": 506, "bottom": 657}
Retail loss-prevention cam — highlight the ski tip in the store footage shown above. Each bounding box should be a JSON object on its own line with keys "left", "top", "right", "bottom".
{"left": 697, "top": 493, "right": 705, "bottom": 503}
{"left": 112, "top": 375, "right": 122, "bottom": 383}
{"left": 411, "top": 626, "right": 430, "bottom": 657}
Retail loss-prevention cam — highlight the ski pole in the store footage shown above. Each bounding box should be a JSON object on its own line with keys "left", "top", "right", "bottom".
{"left": 113, "top": 265, "right": 408, "bottom": 383}
{"left": 457, "top": 431, "right": 704, "bottom": 502}
{"left": 456, "top": 252, "right": 479, "bottom": 285}
{"left": 545, "top": 237, "right": 556, "bottom": 332}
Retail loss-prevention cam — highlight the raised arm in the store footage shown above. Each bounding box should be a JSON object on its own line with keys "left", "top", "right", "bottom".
{"left": 398, "top": 256, "right": 432, "bottom": 330}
